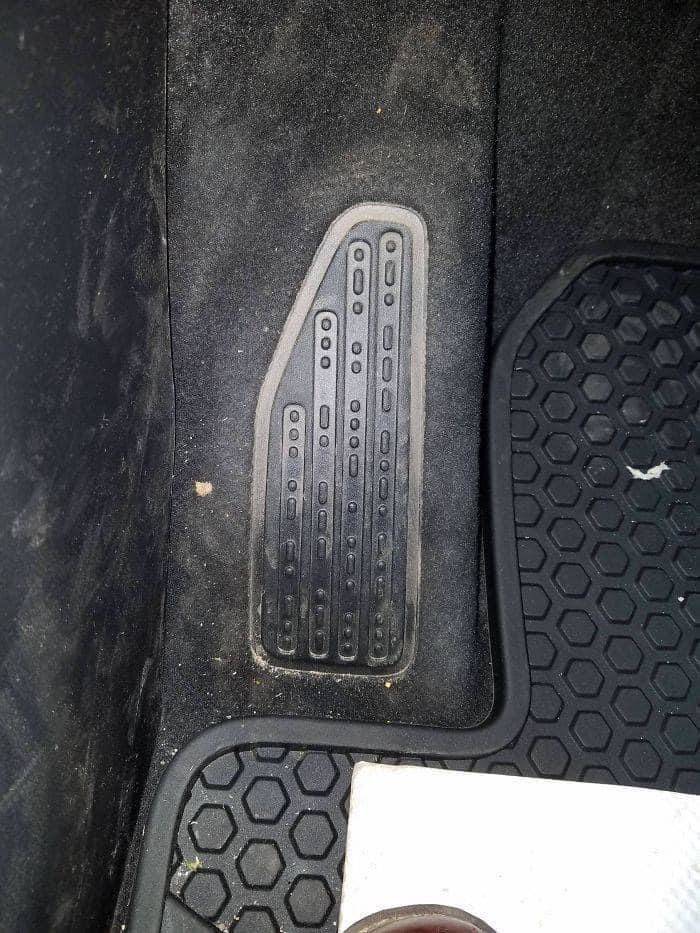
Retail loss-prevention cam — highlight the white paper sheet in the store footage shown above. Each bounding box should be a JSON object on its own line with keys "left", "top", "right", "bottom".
{"left": 340, "top": 763, "right": 700, "bottom": 933}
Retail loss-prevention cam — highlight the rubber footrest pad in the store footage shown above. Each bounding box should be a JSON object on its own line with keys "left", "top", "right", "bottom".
{"left": 251, "top": 205, "right": 427, "bottom": 672}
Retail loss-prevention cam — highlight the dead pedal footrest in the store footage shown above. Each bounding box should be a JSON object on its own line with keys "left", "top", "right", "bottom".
{"left": 250, "top": 204, "right": 427, "bottom": 673}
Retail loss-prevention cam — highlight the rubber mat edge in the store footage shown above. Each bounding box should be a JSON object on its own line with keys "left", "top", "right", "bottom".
{"left": 127, "top": 698, "right": 532, "bottom": 933}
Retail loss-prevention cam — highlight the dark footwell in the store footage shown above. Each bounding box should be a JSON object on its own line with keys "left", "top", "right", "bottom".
{"left": 113, "top": 3, "right": 699, "bottom": 927}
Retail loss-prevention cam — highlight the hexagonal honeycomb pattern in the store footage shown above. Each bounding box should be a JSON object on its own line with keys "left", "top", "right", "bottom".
{"left": 169, "top": 745, "right": 471, "bottom": 930}
{"left": 474, "top": 258, "right": 700, "bottom": 785}
{"left": 164, "top": 259, "right": 699, "bottom": 931}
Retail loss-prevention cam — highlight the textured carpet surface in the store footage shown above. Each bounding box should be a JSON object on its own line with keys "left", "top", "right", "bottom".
{"left": 493, "top": 0, "right": 699, "bottom": 335}
{"left": 0, "top": 1, "right": 171, "bottom": 929}
{"left": 161, "top": 0, "right": 499, "bottom": 744}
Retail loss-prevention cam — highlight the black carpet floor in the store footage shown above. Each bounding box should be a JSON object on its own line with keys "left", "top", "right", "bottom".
{"left": 493, "top": 0, "right": 699, "bottom": 336}
{"left": 161, "top": 0, "right": 499, "bottom": 743}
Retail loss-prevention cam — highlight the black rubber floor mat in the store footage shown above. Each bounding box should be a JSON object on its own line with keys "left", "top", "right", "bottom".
{"left": 132, "top": 723, "right": 472, "bottom": 933}
{"left": 251, "top": 204, "right": 427, "bottom": 672}
{"left": 480, "top": 244, "right": 700, "bottom": 786}
{"left": 131, "top": 245, "right": 700, "bottom": 932}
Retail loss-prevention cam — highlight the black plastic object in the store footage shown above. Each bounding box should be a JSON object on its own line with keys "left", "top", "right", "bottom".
{"left": 131, "top": 245, "right": 699, "bottom": 932}
{"left": 252, "top": 206, "right": 427, "bottom": 672}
